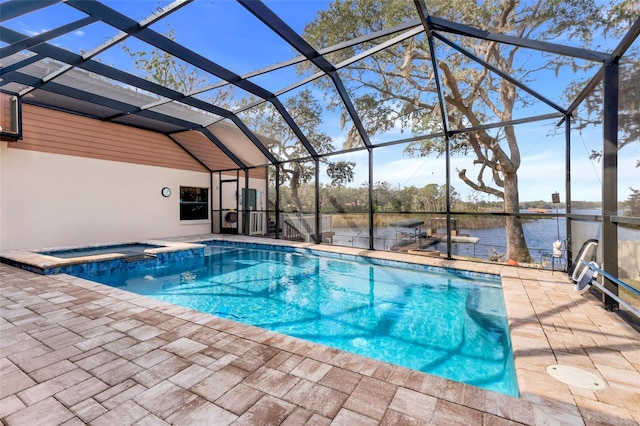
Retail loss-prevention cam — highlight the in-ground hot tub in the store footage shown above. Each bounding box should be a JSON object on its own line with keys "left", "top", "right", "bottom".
{"left": 39, "top": 243, "right": 164, "bottom": 259}
{"left": 0, "top": 240, "right": 206, "bottom": 276}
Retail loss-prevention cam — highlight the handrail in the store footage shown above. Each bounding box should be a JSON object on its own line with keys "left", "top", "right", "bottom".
{"left": 581, "top": 260, "right": 640, "bottom": 318}
{"left": 283, "top": 217, "right": 306, "bottom": 239}
{"left": 582, "top": 260, "right": 640, "bottom": 296}
{"left": 281, "top": 213, "right": 334, "bottom": 242}
{"left": 610, "top": 216, "right": 640, "bottom": 226}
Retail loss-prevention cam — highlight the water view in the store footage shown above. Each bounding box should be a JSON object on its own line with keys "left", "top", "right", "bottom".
{"left": 329, "top": 209, "right": 631, "bottom": 269}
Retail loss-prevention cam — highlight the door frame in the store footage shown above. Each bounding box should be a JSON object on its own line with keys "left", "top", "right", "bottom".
{"left": 220, "top": 178, "right": 238, "bottom": 234}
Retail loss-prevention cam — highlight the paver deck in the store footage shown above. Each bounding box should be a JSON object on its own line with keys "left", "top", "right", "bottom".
{"left": 1, "top": 235, "right": 639, "bottom": 425}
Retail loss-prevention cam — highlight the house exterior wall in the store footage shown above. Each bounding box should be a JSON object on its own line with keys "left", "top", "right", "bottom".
{"left": 0, "top": 141, "right": 6, "bottom": 249}
{"left": 1, "top": 148, "right": 211, "bottom": 249}
{"left": 0, "top": 104, "right": 265, "bottom": 250}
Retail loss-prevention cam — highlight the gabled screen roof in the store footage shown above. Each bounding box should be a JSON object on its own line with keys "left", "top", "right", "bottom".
{"left": 1, "top": 0, "right": 637, "bottom": 171}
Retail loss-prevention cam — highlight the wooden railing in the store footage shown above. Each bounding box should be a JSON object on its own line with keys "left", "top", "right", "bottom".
{"left": 282, "top": 213, "right": 333, "bottom": 242}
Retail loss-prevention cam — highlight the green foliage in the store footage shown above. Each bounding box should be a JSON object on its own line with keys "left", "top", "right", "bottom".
{"left": 520, "top": 200, "right": 563, "bottom": 210}
{"left": 327, "top": 161, "right": 356, "bottom": 187}
{"left": 570, "top": 52, "right": 640, "bottom": 155}
{"left": 278, "top": 179, "right": 515, "bottom": 215}
{"left": 604, "top": 0, "right": 640, "bottom": 38}
{"left": 623, "top": 188, "right": 640, "bottom": 217}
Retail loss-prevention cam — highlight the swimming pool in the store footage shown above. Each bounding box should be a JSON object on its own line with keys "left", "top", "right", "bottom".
{"left": 84, "top": 242, "right": 519, "bottom": 396}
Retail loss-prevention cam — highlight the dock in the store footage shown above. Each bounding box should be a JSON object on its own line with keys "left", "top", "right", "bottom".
{"left": 391, "top": 233, "right": 480, "bottom": 253}
{"left": 391, "top": 235, "right": 440, "bottom": 252}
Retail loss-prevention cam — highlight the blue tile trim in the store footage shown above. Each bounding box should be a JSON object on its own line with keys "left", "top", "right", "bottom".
{"left": 7, "top": 247, "right": 207, "bottom": 276}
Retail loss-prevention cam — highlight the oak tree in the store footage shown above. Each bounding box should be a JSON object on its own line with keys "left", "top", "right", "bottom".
{"left": 300, "top": 0, "right": 626, "bottom": 262}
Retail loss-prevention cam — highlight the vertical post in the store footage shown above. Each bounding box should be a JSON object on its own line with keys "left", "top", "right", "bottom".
{"left": 445, "top": 134, "right": 452, "bottom": 259}
{"left": 315, "top": 159, "right": 320, "bottom": 243}
{"left": 565, "top": 117, "right": 572, "bottom": 269}
{"left": 218, "top": 172, "right": 222, "bottom": 233}
{"left": 244, "top": 169, "right": 250, "bottom": 235}
{"left": 601, "top": 62, "right": 619, "bottom": 310}
{"left": 275, "top": 166, "right": 280, "bottom": 239}
{"left": 236, "top": 170, "right": 240, "bottom": 235}
{"left": 369, "top": 149, "right": 374, "bottom": 250}
{"left": 16, "top": 96, "right": 23, "bottom": 140}
{"left": 414, "top": 0, "right": 452, "bottom": 259}
{"left": 265, "top": 166, "right": 270, "bottom": 236}
{"left": 210, "top": 172, "right": 214, "bottom": 234}
{"left": 551, "top": 191, "right": 560, "bottom": 273}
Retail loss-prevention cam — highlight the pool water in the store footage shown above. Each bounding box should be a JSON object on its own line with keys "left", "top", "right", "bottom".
{"left": 86, "top": 243, "right": 519, "bottom": 396}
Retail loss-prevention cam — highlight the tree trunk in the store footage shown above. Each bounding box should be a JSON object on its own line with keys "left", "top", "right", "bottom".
{"left": 290, "top": 166, "right": 303, "bottom": 213}
{"left": 503, "top": 172, "right": 532, "bottom": 263}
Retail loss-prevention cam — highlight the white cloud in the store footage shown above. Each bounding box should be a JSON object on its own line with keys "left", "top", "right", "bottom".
{"left": 370, "top": 157, "right": 449, "bottom": 187}
{"left": 23, "top": 28, "right": 45, "bottom": 37}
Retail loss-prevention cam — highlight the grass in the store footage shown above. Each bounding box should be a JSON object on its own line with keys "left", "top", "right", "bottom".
{"left": 620, "top": 278, "right": 640, "bottom": 310}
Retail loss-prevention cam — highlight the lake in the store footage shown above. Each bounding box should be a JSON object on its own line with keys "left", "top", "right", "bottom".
{"left": 329, "top": 210, "right": 625, "bottom": 269}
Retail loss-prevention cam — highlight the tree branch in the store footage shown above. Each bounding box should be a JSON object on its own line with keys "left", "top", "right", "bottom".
{"left": 458, "top": 169, "right": 504, "bottom": 198}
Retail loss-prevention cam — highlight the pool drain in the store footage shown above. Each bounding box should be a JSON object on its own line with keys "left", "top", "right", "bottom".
{"left": 352, "top": 338, "right": 368, "bottom": 347}
{"left": 546, "top": 365, "right": 607, "bottom": 389}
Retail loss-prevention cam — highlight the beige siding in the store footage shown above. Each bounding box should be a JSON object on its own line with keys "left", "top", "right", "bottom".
{"left": 11, "top": 104, "right": 207, "bottom": 172}
{"left": 174, "top": 130, "right": 268, "bottom": 179}
{"left": 172, "top": 130, "right": 237, "bottom": 171}
{"left": 251, "top": 166, "right": 268, "bottom": 180}
{"left": 174, "top": 127, "right": 267, "bottom": 179}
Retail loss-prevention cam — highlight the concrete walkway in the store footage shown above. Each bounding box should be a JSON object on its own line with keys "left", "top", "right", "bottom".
{"left": 1, "top": 237, "right": 639, "bottom": 425}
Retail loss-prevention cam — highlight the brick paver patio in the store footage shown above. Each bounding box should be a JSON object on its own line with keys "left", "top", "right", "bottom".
{"left": 1, "top": 236, "right": 639, "bottom": 425}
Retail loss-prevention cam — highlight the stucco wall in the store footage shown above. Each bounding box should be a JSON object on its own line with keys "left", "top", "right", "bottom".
{"left": 1, "top": 148, "right": 212, "bottom": 250}
{"left": 0, "top": 142, "right": 7, "bottom": 249}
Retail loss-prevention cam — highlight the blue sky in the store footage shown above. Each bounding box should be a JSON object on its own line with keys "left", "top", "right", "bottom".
{"left": 3, "top": 0, "right": 638, "bottom": 203}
